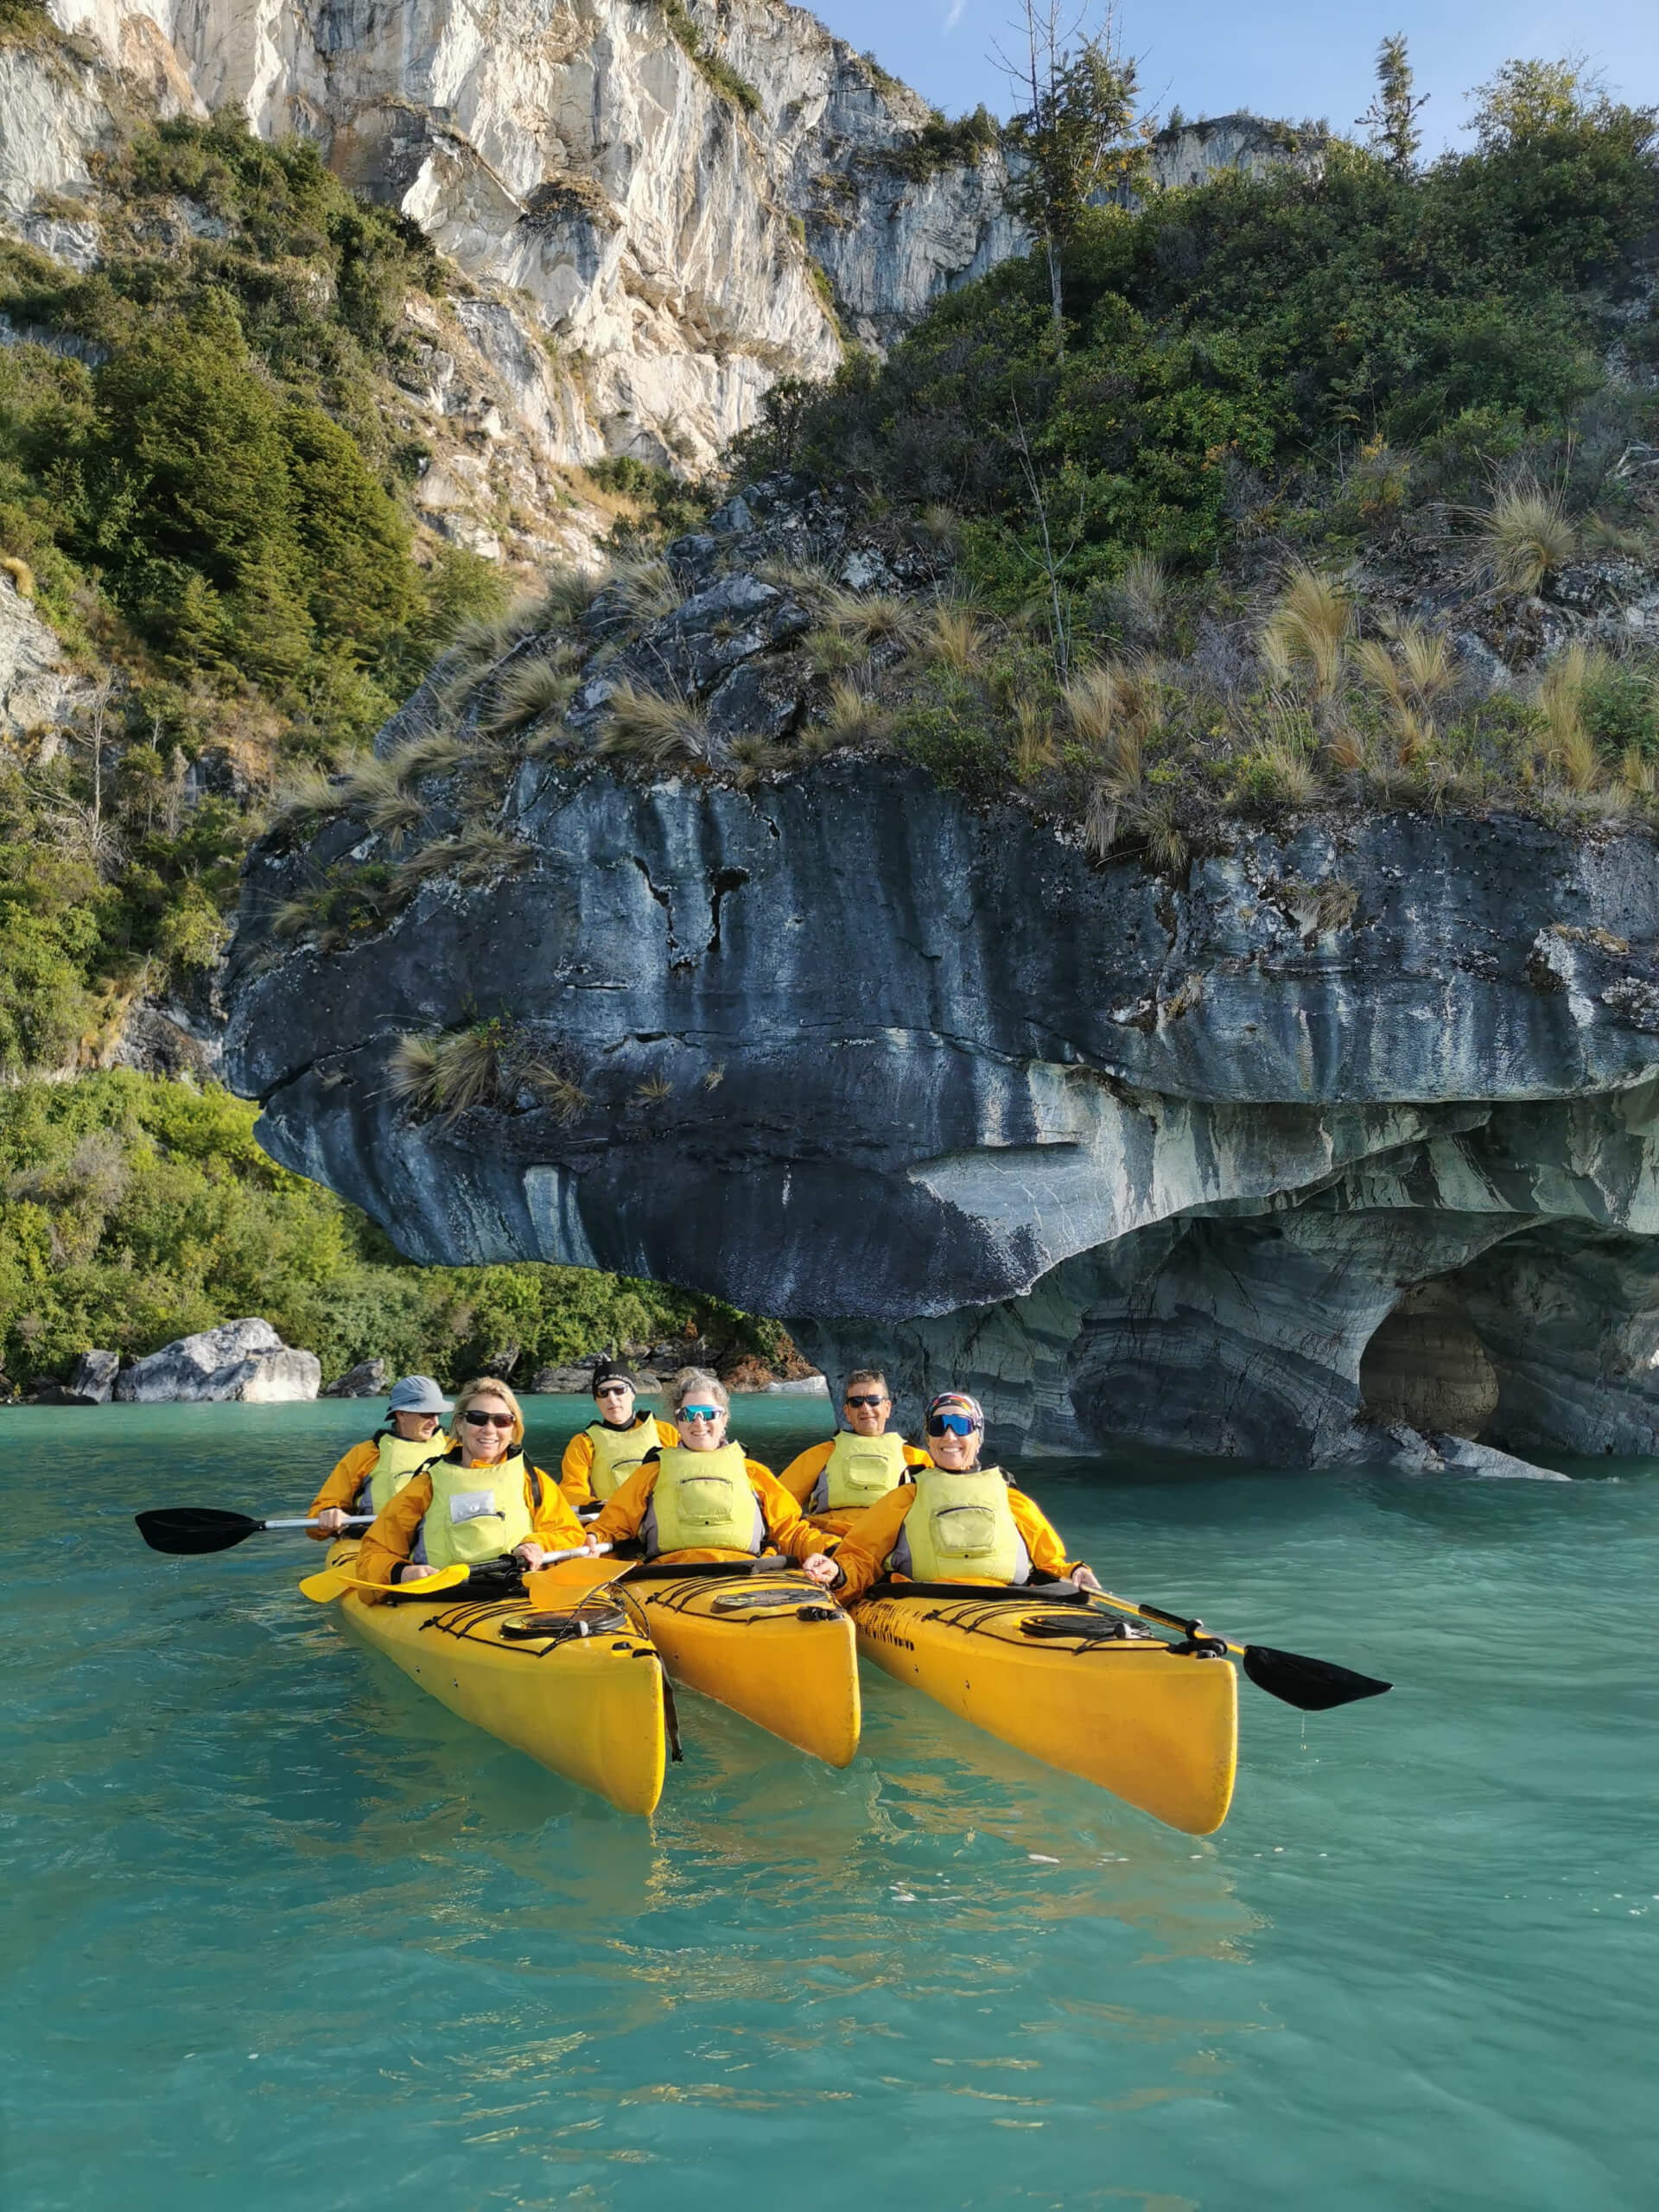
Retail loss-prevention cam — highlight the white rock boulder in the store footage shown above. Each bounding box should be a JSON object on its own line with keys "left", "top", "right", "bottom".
{"left": 114, "top": 1319, "right": 321, "bottom": 1403}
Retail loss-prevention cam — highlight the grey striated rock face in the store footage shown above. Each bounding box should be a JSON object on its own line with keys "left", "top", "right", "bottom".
{"left": 114, "top": 1319, "right": 321, "bottom": 1402}
{"left": 227, "top": 728, "right": 1659, "bottom": 1469}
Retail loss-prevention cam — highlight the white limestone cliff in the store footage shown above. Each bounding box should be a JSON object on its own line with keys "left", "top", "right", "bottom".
{"left": 23, "top": 0, "right": 1021, "bottom": 468}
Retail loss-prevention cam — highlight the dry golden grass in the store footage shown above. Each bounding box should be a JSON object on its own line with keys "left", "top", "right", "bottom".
{"left": 1113, "top": 551, "right": 1171, "bottom": 645}
{"left": 392, "top": 733, "right": 467, "bottom": 784}
{"left": 398, "top": 828, "right": 533, "bottom": 886}
{"left": 819, "top": 588, "right": 918, "bottom": 652}
{"left": 1535, "top": 642, "right": 1611, "bottom": 791}
{"left": 1253, "top": 736, "right": 1320, "bottom": 804}
{"left": 1261, "top": 565, "right": 1351, "bottom": 700}
{"left": 537, "top": 564, "right": 607, "bottom": 627}
{"left": 1622, "top": 746, "right": 1657, "bottom": 796}
{"left": 1476, "top": 483, "right": 1577, "bottom": 594}
{"left": 269, "top": 767, "right": 344, "bottom": 834}
{"left": 0, "top": 553, "right": 35, "bottom": 599}
{"left": 633, "top": 1074, "right": 673, "bottom": 1104}
{"left": 607, "top": 556, "right": 685, "bottom": 623}
{"left": 600, "top": 683, "right": 713, "bottom": 765}
{"left": 925, "top": 603, "right": 989, "bottom": 674}
{"left": 820, "top": 679, "right": 893, "bottom": 746}
{"left": 482, "top": 649, "right": 579, "bottom": 737}
{"left": 1013, "top": 696, "right": 1054, "bottom": 782}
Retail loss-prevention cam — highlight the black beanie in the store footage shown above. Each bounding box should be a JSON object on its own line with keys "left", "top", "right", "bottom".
{"left": 591, "top": 1357, "right": 639, "bottom": 1396}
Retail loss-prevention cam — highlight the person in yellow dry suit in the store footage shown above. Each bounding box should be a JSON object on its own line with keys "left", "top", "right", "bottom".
{"left": 776, "top": 1367, "right": 931, "bottom": 1540}
{"left": 307, "top": 1373, "right": 454, "bottom": 1538}
{"left": 355, "top": 1376, "right": 586, "bottom": 1600}
{"left": 581, "top": 1368, "right": 839, "bottom": 1578}
{"left": 817, "top": 1391, "right": 1103, "bottom": 1604}
{"left": 559, "top": 1358, "right": 678, "bottom": 1514}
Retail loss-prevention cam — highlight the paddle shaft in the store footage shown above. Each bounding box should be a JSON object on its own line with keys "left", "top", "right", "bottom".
{"left": 1087, "top": 1590, "right": 1391, "bottom": 1712}
{"left": 271, "top": 1515, "right": 373, "bottom": 1532}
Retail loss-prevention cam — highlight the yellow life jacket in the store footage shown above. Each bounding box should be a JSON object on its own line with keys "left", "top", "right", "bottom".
{"left": 359, "top": 1428, "right": 443, "bottom": 1516}
{"left": 893, "top": 1466, "right": 1030, "bottom": 1586}
{"left": 585, "top": 1414, "right": 658, "bottom": 1502}
{"left": 419, "top": 1451, "right": 536, "bottom": 1569}
{"left": 810, "top": 1429, "right": 910, "bottom": 1512}
{"left": 644, "top": 1443, "right": 765, "bottom": 1557}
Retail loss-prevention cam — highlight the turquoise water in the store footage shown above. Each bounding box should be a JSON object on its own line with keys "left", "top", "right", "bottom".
{"left": 3, "top": 1399, "right": 1656, "bottom": 2211}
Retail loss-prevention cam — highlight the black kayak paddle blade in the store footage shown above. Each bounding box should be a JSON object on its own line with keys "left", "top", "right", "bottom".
{"left": 135, "top": 1507, "right": 264, "bottom": 1555}
{"left": 1242, "top": 1643, "right": 1391, "bottom": 1713}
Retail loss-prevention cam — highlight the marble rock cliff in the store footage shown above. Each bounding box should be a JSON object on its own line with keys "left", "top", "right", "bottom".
{"left": 227, "top": 675, "right": 1659, "bottom": 1471}
{"left": 20, "top": 0, "right": 1020, "bottom": 467}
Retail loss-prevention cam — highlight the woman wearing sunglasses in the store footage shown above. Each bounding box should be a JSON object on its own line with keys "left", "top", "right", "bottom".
{"left": 777, "top": 1369, "right": 933, "bottom": 1539}
{"left": 581, "top": 1369, "right": 838, "bottom": 1578}
{"left": 354, "top": 1376, "right": 586, "bottom": 1598}
{"left": 822, "top": 1391, "right": 1103, "bottom": 1603}
{"left": 559, "top": 1358, "right": 679, "bottom": 1512}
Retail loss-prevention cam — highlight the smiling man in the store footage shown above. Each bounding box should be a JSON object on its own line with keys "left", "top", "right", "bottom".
{"left": 777, "top": 1368, "right": 932, "bottom": 1538}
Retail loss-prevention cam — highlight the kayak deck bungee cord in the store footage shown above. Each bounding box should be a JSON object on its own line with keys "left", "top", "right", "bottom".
{"left": 850, "top": 1580, "right": 1240, "bottom": 1834}
{"left": 531, "top": 1554, "right": 862, "bottom": 1768}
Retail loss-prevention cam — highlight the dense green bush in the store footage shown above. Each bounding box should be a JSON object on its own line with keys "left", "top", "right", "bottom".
{"left": 0, "top": 1072, "right": 786, "bottom": 1389}
{"left": 740, "top": 79, "right": 1656, "bottom": 604}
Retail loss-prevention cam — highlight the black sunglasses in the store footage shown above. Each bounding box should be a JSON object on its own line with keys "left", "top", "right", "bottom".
{"left": 845, "top": 1393, "right": 888, "bottom": 1408}
{"left": 463, "top": 1410, "right": 513, "bottom": 1427}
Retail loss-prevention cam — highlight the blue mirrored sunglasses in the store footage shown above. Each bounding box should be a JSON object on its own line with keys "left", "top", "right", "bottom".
{"left": 925, "top": 1412, "right": 978, "bottom": 1438}
{"left": 680, "top": 1405, "right": 721, "bottom": 1422}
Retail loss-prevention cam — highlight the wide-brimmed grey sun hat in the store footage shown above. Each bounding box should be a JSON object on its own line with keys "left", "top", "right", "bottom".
{"left": 387, "top": 1374, "right": 454, "bottom": 1415}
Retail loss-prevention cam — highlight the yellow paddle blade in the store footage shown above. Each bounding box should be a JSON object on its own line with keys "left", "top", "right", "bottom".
{"left": 299, "top": 1563, "right": 470, "bottom": 1604}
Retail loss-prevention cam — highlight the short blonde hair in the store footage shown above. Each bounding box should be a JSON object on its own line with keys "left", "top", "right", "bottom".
{"left": 450, "top": 1376, "right": 525, "bottom": 1452}
{"left": 671, "top": 1367, "right": 728, "bottom": 1415}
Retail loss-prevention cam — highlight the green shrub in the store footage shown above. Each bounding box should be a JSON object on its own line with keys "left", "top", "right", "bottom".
{"left": 0, "top": 1072, "right": 788, "bottom": 1387}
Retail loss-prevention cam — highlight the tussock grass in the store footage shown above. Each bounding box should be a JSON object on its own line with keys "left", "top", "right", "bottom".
{"left": 397, "top": 827, "right": 533, "bottom": 886}
{"left": 1476, "top": 481, "right": 1577, "bottom": 594}
{"left": 391, "top": 732, "right": 467, "bottom": 784}
{"left": 481, "top": 648, "right": 579, "bottom": 737}
{"left": 1261, "top": 565, "right": 1351, "bottom": 700}
{"left": 1112, "top": 552, "right": 1172, "bottom": 646}
{"left": 607, "top": 556, "right": 685, "bottom": 624}
{"left": 925, "top": 603, "right": 989, "bottom": 675}
{"left": 600, "top": 682, "right": 715, "bottom": 766}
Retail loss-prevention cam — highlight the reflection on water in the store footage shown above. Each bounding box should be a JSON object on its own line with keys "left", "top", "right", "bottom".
{"left": 3, "top": 1402, "right": 1656, "bottom": 2210}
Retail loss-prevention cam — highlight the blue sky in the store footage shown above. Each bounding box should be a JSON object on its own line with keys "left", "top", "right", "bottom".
{"left": 807, "top": 2, "right": 1659, "bottom": 152}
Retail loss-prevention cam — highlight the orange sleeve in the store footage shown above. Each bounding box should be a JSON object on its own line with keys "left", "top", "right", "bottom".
{"left": 305, "top": 1440, "right": 379, "bottom": 1534}
{"left": 775, "top": 1440, "right": 833, "bottom": 1505}
{"left": 559, "top": 1429, "right": 596, "bottom": 1509}
{"left": 825, "top": 1489, "right": 917, "bottom": 1601}
{"left": 585, "top": 1463, "right": 658, "bottom": 1548}
{"left": 529, "top": 1468, "right": 586, "bottom": 1549}
{"left": 741, "top": 1461, "right": 825, "bottom": 1563}
{"left": 1008, "top": 1490, "right": 1080, "bottom": 1580}
{"left": 902, "top": 1445, "right": 933, "bottom": 1470}
{"left": 355, "top": 1477, "right": 434, "bottom": 1600}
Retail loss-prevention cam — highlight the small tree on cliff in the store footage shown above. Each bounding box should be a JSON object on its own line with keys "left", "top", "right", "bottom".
{"left": 1357, "top": 33, "right": 1428, "bottom": 175}
{"left": 997, "top": 3, "right": 1148, "bottom": 339}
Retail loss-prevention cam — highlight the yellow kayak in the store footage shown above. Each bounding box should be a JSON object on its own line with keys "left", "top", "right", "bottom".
{"left": 324, "top": 1545, "right": 669, "bottom": 1815}
{"left": 852, "top": 1583, "right": 1238, "bottom": 1834}
{"left": 531, "top": 1559, "right": 861, "bottom": 1768}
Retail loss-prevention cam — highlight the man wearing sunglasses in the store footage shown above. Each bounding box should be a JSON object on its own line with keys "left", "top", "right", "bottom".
{"left": 582, "top": 1368, "right": 837, "bottom": 1577}
{"left": 819, "top": 1391, "right": 1103, "bottom": 1603}
{"left": 778, "top": 1369, "right": 932, "bottom": 1538}
{"left": 559, "top": 1359, "right": 679, "bottom": 1513}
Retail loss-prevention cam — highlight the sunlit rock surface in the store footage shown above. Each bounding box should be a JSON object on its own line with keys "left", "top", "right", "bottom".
{"left": 227, "top": 728, "right": 1659, "bottom": 1468}
{"left": 35, "top": 0, "right": 1020, "bottom": 465}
